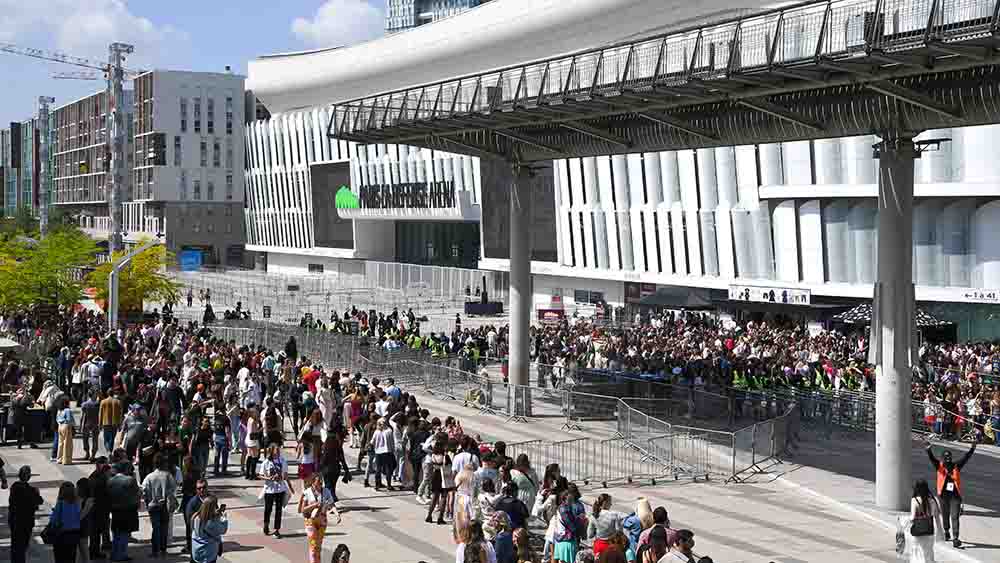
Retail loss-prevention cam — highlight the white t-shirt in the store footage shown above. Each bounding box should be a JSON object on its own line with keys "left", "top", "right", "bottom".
{"left": 259, "top": 456, "right": 289, "bottom": 495}
{"left": 452, "top": 451, "right": 479, "bottom": 474}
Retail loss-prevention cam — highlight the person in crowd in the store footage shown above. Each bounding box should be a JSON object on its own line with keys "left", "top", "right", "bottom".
{"left": 260, "top": 443, "right": 294, "bottom": 538}
{"left": 454, "top": 461, "right": 478, "bottom": 532}
{"left": 552, "top": 483, "right": 587, "bottom": 563}
{"left": 190, "top": 496, "right": 228, "bottom": 563}
{"left": 513, "top": 528, "right": 537, "bottom": 563}
{"left": 331, "top": 544, "right": 351, "bottom": 563}
{"left": 99, "top": 390, "right": 123, "bottom": 457}
{"left": 185, "top": 479, "right": 212, "bottom": 555}
{"left": 927, "top": 442, "right": 976, "bottom": 547}
{"left": 76, "top": 478, "right": 96, "bottom": 563}
{"left": 496, "top": 482, "right": 530, "bottom": 533}
{"left": 57, "top": 396, "right": 77, "bottom": 465}
{"left": 589, "top": 494, "right": 626, "bottom": 557}
{"left": 426, "top": 441, "right": 453, "bottom": 525}
{"left": 909, "top": 479, "right": 939, "bottom": 563}
{"left": 80, "top": 390, "right": 101, "bottom": 463}
{"left": 88, "top": 457, "right": 112, "bottom": 560}
{"left": 299, "top": 474, "right": 341, "bottom": 563}
{"left": 9, "top": 465, "right": 44, "bottom": 563}
{"left": 456, "top": 520, "right": 496, "bottom": 563}
{"left": 212, "top": 401, "right": 232, "bottom": 476}
{"left": 50, "top": 481, "right": 83, "bottom": 563}
{"left": 244, "top": 407, "right": 261, "bottom": 480}
{"left": 180, "top": 457, "right": 201, "bottom": 554}
{"left": 320, "top": 424, "right": 352, "bottom": 503}
{"left": 140, "top": 453, "right": 178, "bottom": 557}
{"left": 107, "top": 460, "right": 140, "bottom": 562}
{"left": 664, "top": 530, "right": 697, "bottom": 562}
{"left": 11, "top": 385, "right": 37, "bottom": 449}
{"left": 372, "top": 417, "right": 396, "bottom": 491}
{"left": 634, "top": 527, "right": 669, "bottom": 563}
{"left": 510, "top": 454, "right": 539, "bottom": 515}
{"left": 637, "top": 506, "right": 673, "bottom": 548}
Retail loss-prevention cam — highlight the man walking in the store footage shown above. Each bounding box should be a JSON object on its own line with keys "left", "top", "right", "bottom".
{"left": 99, "top": 390, "right": 123, "bottom": 455}
{"left": 928, "top": 442, "right": 977, "bottom": 547}
{"left": 89, "top": 457, "right": 113, "bottom": 559}
{"left": 8, "top": 465, "right": 44, "bottom": 563}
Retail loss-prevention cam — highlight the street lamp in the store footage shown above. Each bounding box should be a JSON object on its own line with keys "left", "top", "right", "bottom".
{"left": 108, "top": 235, "right": 163, "bottom": 331}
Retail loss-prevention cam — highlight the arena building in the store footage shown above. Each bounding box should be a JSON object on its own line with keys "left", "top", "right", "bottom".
{"left": 243, "top": 0, "right": 1000, "bottom": 340}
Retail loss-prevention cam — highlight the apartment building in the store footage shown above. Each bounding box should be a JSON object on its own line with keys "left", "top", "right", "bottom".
{"left": 55, "top": 70, "right": 248, "bottom": 265}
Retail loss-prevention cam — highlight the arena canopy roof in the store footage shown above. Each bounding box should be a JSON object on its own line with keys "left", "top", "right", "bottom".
{"left": 247, "top": 0, "right": 784, "bottom": 114}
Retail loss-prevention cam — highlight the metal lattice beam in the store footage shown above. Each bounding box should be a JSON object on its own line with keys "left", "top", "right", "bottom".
{"left": 560, "top": 122, "right": 632, "bottom": 149}
{"left": 636, "top": 112, "right": 718, "bottom": 141}
{"left": 736, "top": 99, "right": 825, "bottom": 131}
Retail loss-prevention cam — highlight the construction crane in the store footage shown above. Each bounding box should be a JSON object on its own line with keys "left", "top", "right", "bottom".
{"left": 38, "top": 96, "right": 55, "bottom": 237}
{"left": 52, "top": 71, "right": 102, "bottom": 81}
{"left": 1, "top": 41, "right": 137, "bottom": 253}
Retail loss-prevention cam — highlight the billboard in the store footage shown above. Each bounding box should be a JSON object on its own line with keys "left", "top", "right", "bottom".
{"left": 480, "top": 160, "right": 558, "bottom": 262}
{"left": 179, "top": 250, "right": 203, "bottom": 271}
{"left": 311, "top": 162, "right": 355, "bottom": 249}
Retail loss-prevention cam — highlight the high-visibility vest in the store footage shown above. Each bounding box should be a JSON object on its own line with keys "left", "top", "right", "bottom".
{"left": 936, "top": 463, "right": 962, "bottom": 497}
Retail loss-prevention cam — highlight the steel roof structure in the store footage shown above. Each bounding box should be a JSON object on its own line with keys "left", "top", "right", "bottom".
{"left": 329, "top": 0, "right": 1000, "bottom": 162}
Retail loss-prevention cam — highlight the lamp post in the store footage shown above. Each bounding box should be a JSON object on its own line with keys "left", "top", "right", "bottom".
{"left": 108, "top": 236, "right": 162, "bottom": 331}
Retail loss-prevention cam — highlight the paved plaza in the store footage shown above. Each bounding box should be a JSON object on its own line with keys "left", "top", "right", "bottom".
{"left": 3, "top": 384, "right": 996, "bottom": 563}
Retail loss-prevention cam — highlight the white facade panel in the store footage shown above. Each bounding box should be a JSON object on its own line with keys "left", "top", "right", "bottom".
{"left": 844, "top": 135, "right": 877, "bottom": 184}
{"left": 731, "top": 209, "right": 756, "bottom": 278}
{"left": 798, "top": 199, "right": 824, "bottom": 283}
{"left": 559, "top": 208, "right": 575, "bottom": 266}
{"left": 670, "top": 204, "right": 688, "bottom": 276}
{"left": 627, "top": 154, "right": 646, "bottom": 206}
{"left": 593, "top": 209, "right": 610, "bottom": 269}
{"left": 685, "top": 209, "right": 702, "bottom": 276}
{"left": 973, "top": 201, "right": 1000, "bottom": 288}
{"left": 848, "top": 200, "right": 877, "bottom": 284}
{"left": 570, "top": 211, "right": 585, "bottom": 268}
{"left": 582, "top": 210, "right": 597, "bottom": 269}
{"left": 582, "top": 157, "right": 600, "bottom": 206}
{"left": 913, "top": 200, "right": 944, "bottom": 286}
{"left": 643, "top": 153, "right": 663, "bottom": 206}
{"left": 715, "top": 147, "right": 738, "bottom": 207}
{"left": 781, "top": 141, "right": 812, "bottom": 186}
{"left": 716, "top": 207, "right": 736, "bottom": 279}
{"left": 759, "top": 143, "right": 783, "bottom": 186}
{"left": 751, "top": 208, "right": 775, "bottom": 279}
{"left": 696, "top": 148, "right": 719, "bottom": 210}
{"left": 643, "top": 209, "right": 659, "bottom": 273}
{"left": 678, "top": 150, "right": 698, "bottom": 210}
{"left": 630, "top": 211, "right": 647, "bottom": 272}
{"left": 656, "top": 208, "right": 673, "bottom": 274}
{"left": 699, "top": 210, "right": 719, "bottom": 276}
{"left": 569, "top": 158, "right": 585, "bottom": 208}
{"left": 734, "top": 145, "right": 760, "bottom": 207}
{"left": 814, "top": 138, "right": 843, "bottom": 185}
{"left": 823, "top": 200, "right": 851, "bottom": 283}
{"left": 940, "top": 201, "right": 974, "bottom": 287}
{"left": 659, "top": 151, "right": 680, "bottom": 205}
{"left": 772, "top": 200, "right": 800, "bottom": 282}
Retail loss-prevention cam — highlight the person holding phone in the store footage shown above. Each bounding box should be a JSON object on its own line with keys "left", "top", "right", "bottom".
{"left": 260, "top": 444, "right": 294, "bottom": 538}
{"left": 191, "top": 497, "right": 228, "bottom": 563}
{"left": 299, "top": 474, "right": 341, "bottom": 563}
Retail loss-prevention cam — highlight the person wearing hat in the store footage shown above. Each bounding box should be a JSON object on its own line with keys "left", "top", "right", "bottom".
{"left": 8, "top": 465, "right": 44, "bottom": 563}
{"left": 928, "top": 441, "right": 977, "bottom": 547}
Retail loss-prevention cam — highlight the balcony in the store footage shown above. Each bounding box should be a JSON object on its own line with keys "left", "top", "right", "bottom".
{"left": 79, "top": 214, "right": 166, "bottom": 243}
{"left": 335, "top": 180, "right": 480, "bottom": 221}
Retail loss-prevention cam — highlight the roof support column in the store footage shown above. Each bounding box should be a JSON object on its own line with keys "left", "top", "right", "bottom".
{"left": 509, "top": 162, "right": 532, "bottom": 416}
{"left": 872, "top": 135, "right": 916, "bottom": 511}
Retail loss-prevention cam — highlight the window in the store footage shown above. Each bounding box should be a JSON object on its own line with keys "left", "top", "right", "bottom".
{"left": 207, "top": 180, "right": 214, "bottom": 200}
{"left": 180, "top": 98, "right": 188, "bottom": 132}
{"left": 179, "top": 170, "right": 187, "bottom": 200}
{"left": 193, "top": 97, "right": 201, "bottom": 133}
{"left": 173, "top": 136, "right": 181, "bottom": 166}
{"left": 225, "top": 223, "right": 233, "bottom": 234}
{"left": 200, "top": 140, "right": 207, "bottom": 167}
{"left": 308, "top": 264, "right": 325, "bottom": 273}
{"left": 193, "top": 179, "right": 201, "bottom": 200}
{"left": 573, "top": 290, "right": 605, "bottom": 305}
{"left": 213, "top": 141, "right": 220, "bottom": 168}
{"left": 225, "top": 204, "right": 233, "bottom": 216}
{"left": 207, "top": 98, "right": 214, "bottom": 134}
{"left": 225, "top": 139, "right": 233, "bottom": 169}
{"left": 192, "top": 222, "right": 201, "bottom": 233}
{"left": 207, "top": 223, "right": 215, "bottom": 233}
{"left": 225, "top": 174, "right": 233, "bottom": 200}
{"left": 226, "top": 96, "right": 233, "bottom": 135}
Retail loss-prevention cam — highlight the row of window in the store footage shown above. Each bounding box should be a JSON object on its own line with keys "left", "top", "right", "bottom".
{"left": 180, "top": 97, "right": 235, "bottom": 135}
{"left": 178, "top": 171, "right": 235, "bottom": 201}
{"left": 170, "top": 136, "right": 234, "bottom": 169}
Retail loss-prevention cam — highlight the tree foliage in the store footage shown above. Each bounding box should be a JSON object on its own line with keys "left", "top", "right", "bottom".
{"left": 87, "top": 240, "right": 181, "bottom": 313}
{"left": 0, "top": 228, "right": 99, "bottom": 310}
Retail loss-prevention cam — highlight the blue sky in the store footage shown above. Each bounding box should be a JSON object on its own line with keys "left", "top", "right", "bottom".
{"left": 0, "top": 0, "right": 388, "bottom": 124}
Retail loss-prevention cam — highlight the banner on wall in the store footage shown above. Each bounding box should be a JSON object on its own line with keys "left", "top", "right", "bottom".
{"left": 537, "top": 309, "right": 565, "bottom": 325}
{"left": 728, "top": 284, "right": 811, "bottom": 305}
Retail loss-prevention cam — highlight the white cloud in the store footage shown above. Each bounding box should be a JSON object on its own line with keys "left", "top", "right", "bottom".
{"left": 0, "top": 0, "right": 187, "bottom": 70}
{"left": 292, "top": 0, "right": 384, "bottom": 48}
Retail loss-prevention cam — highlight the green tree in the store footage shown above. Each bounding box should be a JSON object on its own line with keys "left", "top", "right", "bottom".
{"left": 0, "top": 228, "right": 99, "bottom": 310}
{"left": 87, "top": 240, "right": 180, "bottom": 313}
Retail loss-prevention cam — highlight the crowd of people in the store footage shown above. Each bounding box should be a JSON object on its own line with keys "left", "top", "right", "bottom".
{"left": 1, "top": 307, "right": 715, "bottom": 563}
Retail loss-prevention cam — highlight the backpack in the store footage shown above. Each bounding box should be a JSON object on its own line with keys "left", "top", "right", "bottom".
{"left": 622, "top": 512, "right": 643, "bottom": 552}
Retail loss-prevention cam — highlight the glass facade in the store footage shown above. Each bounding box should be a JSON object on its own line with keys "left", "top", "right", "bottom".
{"left": 385, "top": 0, "right": 487, "bottom": 33}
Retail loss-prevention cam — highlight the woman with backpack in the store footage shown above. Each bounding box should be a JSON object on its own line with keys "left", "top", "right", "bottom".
{"left": 553, "top": 483, "right": 587, "bottom": 563}
{"left": 909, "top": 479, "right": 940, "bottom": 563}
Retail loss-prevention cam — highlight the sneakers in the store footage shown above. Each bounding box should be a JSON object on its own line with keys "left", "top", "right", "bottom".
{"left": 416, "top": 495, "right": 429, "bottom": 504}
{"left": 954, "top": 539, "right": 962, "bottom": 548}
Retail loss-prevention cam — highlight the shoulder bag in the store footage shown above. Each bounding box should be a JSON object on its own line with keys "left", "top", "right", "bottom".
{"left": 910, "top": 499, "right": 935, "bottom": 537}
